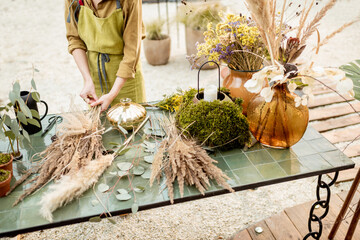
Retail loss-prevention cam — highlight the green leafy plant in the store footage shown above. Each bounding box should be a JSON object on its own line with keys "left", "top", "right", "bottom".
{"left": 177, "top": 1, "right": 225, "bottom": 31}
{"left": 0, "top": 71, "right": 41, "bottom": 156}
{"left": 340, "top": 60, "right": 360, "bottom": 100}
{"left": 146, "top": 19, "right": 167, "bottom": 40}
{"left": 0, "top": 169, "right": 10, "bottom": 182}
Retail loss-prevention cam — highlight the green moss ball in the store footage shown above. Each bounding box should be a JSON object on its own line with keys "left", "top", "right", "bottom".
{"left": 176, "top": 99, "right": 250, "bottom": 150}
{"left": 0, "top": 169, "right": 10, "bottom": 182}
{"left": 0, "top": 153, "right": 11, "bottom": 165}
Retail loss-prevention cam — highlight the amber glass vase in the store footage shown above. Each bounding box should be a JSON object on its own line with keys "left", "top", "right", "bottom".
{"left": 247, "top": 84, "right": 309, "bottom": 148}
{"left": 222, "top": 67, "right": 261, "bottom": 116}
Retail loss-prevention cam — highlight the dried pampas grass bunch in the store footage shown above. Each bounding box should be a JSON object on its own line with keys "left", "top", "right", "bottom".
{"left": 13, "top": 106, "right": 114, "bottom": 213}
{"left": 150, "top": 115, "right": 234, "bottom": 203}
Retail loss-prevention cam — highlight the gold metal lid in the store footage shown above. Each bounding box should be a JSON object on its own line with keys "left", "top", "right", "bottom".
{"left": 106, "top": 98, "right": 147, "bottom": 131}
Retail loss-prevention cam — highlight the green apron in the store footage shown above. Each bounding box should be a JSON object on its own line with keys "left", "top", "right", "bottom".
{"left": 75, "top": 0, "right": 146, "bottom": 104}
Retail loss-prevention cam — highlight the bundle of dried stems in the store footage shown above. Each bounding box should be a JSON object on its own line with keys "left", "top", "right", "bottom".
{"left": 245, "top": 0, "right": 358, "bottom": 64}
{"left": 150, "top": 115, "right": 234, "bottom": 203}
{"left": 13, "top": 107, "right": 113, "bottom": 207}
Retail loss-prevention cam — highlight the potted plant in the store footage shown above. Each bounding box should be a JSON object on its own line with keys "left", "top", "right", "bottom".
{"left": 0, "top": 78, "right": 41, "bottom": 159}
{"left": 143, "top": 19, "right": 171, "bottom": 66}
{"left": 177, "top": 1, "right": 225, "bottom": 59}
{"left": 0, "top": 153, "right": 13, "bottom": 176}
{"left": 0, "top": 169, "right": 11, "bottom": 197}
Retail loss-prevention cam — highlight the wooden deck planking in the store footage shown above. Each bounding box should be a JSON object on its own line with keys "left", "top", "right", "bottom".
{"left": 234, "top": 193, "right": 360, "bottom": 240}
{"left": 321, "top": 126, "right": 360, "bottom": 144}
{"left": 309, "top": 102, "right": 360, "bottom": 121}
{"left": 310, "top": 114, "right": 360, "bottom": 133}
{"left": 308, "top": 95, "right": 354, "bottom": 108}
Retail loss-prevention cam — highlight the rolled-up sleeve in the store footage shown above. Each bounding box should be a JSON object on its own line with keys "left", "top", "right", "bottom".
{"left": 117, "top": 0, "right": 144, "bottom": 79}
{"left": 64, "top": 0, "right": 87, "bottom": 54}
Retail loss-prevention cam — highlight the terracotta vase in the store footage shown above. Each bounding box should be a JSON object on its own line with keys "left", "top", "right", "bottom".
{"left": 0, "top": 154, "right": 13, "bottom": 176}
{"left": 222, "top": 67, "right": 262, "bottom": 116}
{"left": 247, "top": 84, "right": 309, "bottom": 148}
{"left": 0, "top": 170, "right": 11, "bottom": 197}
{"left": 143, "top": 36, "right": 171, "bottom": 66}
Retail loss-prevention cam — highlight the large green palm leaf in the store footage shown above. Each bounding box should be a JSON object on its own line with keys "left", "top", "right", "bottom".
{"left": 340, "top": 59, "right": 360, "bottom": 100}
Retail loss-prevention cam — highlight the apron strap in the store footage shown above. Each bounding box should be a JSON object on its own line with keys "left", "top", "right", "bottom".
{"left": 116, "top": 0, "right": 121, "bottom": 9}
{"left": 97, "top": 53, "right": 110, "bottom": 93}
{"left": 66, "top": 0, "right": 80, "bottom": 24}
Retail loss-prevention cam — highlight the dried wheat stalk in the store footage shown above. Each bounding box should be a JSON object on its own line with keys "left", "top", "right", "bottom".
{"left": 150, "top": 115, "right": 234, "bottom": 204}
{"left": 13, "top": 107, "right": 111, "bottom": 206}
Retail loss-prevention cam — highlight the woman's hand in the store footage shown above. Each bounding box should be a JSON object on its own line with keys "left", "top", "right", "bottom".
{"left": 91, "top": 76, "right": 127, "bottom": 112}
{"left": 80, "top": 80, "right": 98, "bottom": 104}
{"left": 90, "top": 93, "right": 116, "bottom": 112}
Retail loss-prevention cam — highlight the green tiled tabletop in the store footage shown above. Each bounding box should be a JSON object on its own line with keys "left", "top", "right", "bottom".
{"left": 0, "top": 109, "right": 355, "bottom": 237}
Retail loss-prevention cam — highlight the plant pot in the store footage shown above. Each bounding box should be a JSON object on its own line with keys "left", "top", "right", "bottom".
{"left": 0, "top": 153, "right": 13, "bottom": 176}
{"left": 247, "top": 84, "right": 309, "bottom": 148}
{"left": 0, "top": 170, "right": 11, "bottom": 197}
{"left": 222, "top": 67, "right": 263, "bottom": 116}
{"left": 13, "top": 151, "right": 23, "bottom": 161}
{"left": 185, "top": 26, "right": 216, "bottom": 70}
{"left": 143, "top": 36, "right": 171, "bottom": 66}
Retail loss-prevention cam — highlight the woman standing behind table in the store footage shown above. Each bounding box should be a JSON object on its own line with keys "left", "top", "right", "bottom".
{"left": 65, "top": 0, "right": 146, "bottom": 111}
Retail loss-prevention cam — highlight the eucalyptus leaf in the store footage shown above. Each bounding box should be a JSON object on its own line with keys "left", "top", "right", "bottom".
{"left": 10, "top": 120, "right": 20, "bottom": 138}
{"left": 132, "top": 166, "right": 145, "bottom": 176}
{"left": 107, "top": 218, "right": 116, "bottom": 224}
{"left": 31, "top": 78, "right": 37, "bottom": 90}
{"left": 144, "top": 155, "right": 154, "bottom": 164}
{"left": 117, "top": 188, "right": 128, "bottom": 194}
{"left": 109, "top": 171, "right": 117, "bottom": 176}
{"left": 30, "top": 109, "right": 40, "bottom": 119}
{"left": 134, "top": 186, "right": 145, "bottom": 193}
{"left": 108, "top": 142, "right": 120, "bottom": 146}
{"left": 0, "top": 130, "right": 5, "bottom": 140}
{"left": 5, "top": 131, "right": 15, "bottom": 140}
{"left": 31, "top": 92, "right": 40, "bottom": 102}
{"left": 9, "top": 91, "right": 16, "bottom": 105}
{"left": 0, "top": 106, "right": 6, "bottom": 111}
{"left": 13, "top": 82, "right": 20, "bottom": 94}
{"left": 4, "top": 114, "right": 11, "bottom": 127}
{"left": 89, "top": 216, "right": 102, "bottom": 222}
{"left": 97, "top": 183, "right": 109, "bottom": 193}
{"left": 340, "top": 60, "right": 360, "bottom": 100}
{"left": 116, "top": 193, "right": 132, "bottom": 201}
{"left": 117, "top": 147, "right": 131, "bottom": 156}
{"left": 22, "top": 130, "right": 31, "bottom": 142}
{"left": 131, "top": 203, "right": 139, "bottom": 214}
{"left": 118, "top": 171, "right": 129, "bottom": 177}
{"left": 117, "top": 162, "right": 133, "bottom": 171}
{"left": 91, "top": 199, "right": 99, "bottom": 206}
{"left": 141, "top": 168, "right": 152, "bottom": 179}
{"left": 17, "top": 112, "right": 28, "bottom": 126}
{"left": 103, "top": 127, "right": 115, "bottom": 134}
{"left": 117, "top": 124, "right": 129, "bottom": 135}
{"left": 27, "top": 118, "right": 41, "bottom": 128}
{"left": 18, "top": 99, "right": 32, "bottom": 118}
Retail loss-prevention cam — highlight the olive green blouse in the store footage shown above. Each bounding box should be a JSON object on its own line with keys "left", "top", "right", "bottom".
{"left": 65, "top": 0, "right": 145, "bottom": 79}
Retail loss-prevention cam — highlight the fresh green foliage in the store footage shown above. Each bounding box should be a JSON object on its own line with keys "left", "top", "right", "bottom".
{"left": 177, "top": 1, "right": 225, "bottom": 31}
{"left": 0, "top": 79, "right": 41, "bottom": 154}
{"left": 340, "top": 59, "right": 360, "bottom": 100}
{"left": 0, "top": 153, "right": 11, "bottom": 165}
{"left": 146, "top": 19, "right": 167, "bottom": 40}
{"left": 0, "top": 169, "right": 10, "bottom": 182}
{"left": 176, "top": 96, "right": 250, "bottom": 150}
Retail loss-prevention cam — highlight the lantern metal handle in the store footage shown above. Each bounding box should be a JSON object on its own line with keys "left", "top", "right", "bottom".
{"left": 197, "top": 61, "right": 221, "bottom": 96}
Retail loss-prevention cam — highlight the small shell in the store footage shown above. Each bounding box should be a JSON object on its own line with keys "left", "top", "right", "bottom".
{"left": 255, "top": 226, "right": 263, "bottom": 234}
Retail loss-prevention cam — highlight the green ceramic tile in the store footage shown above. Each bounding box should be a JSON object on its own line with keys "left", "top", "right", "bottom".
{"left": 320, "top": 150, "right": 352, "bottom": 167}
{"left": 245, "top": 150, "right": 275, "bottom": 165}
{"left": 224, "top": 170, "right": 240, "bottom": 187}
{"left": 299, "top": 154, "right": 332, "bottom": 171}
{"left": 303, "top": 127, "right": 323, "bottom": 141}
{"left": 243, "top": 142, "right": 264, "bottom": 152}
{"left": 0, "top": 209, "right": 20, "bottom": 232}
{"left": 308, "top": 138, "right": 337, "bottom": 153}
{"left": 0, "top": 196, "right": 19, "bottom": 212}
{"left": 107, "top": 192, "right": 134, "bottom": 212}
{"left": 256, "top": 163, "right": 287, "bottom": 180}
{"left": 224, "top": 153, "right": 251, "bottom": 170}
{"left": 78, "top": 196, "right": 108, "bottom": 217}
{"left": 232, "top": 166, "right": 263, "bottom": 185}
{"left": 213, "top": 157, "right": 230, "bottom": 171}
{"left": 220, "top": 147, "right": 243, "bottom": 157}
{"left": 291, "top": 140, "right": 318, "bottom": 157}
{"left": 131, "top": 177, "right": 164, "bottom": 204}
{"left": 266, "top": 148, "right": 297, "bottom": 162}
{"left": 278, "top": 159, "right": 309, "bottom": 175}
{"left": 52, "top": 199, "right": 81, "bottom": 222}
{"left": 19, "top": 207, "right": 49, "bottom": 229}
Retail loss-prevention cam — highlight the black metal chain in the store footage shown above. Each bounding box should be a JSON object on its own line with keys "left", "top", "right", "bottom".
{"left": 303, "top": 172, "right": 339, "bottom": 240}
